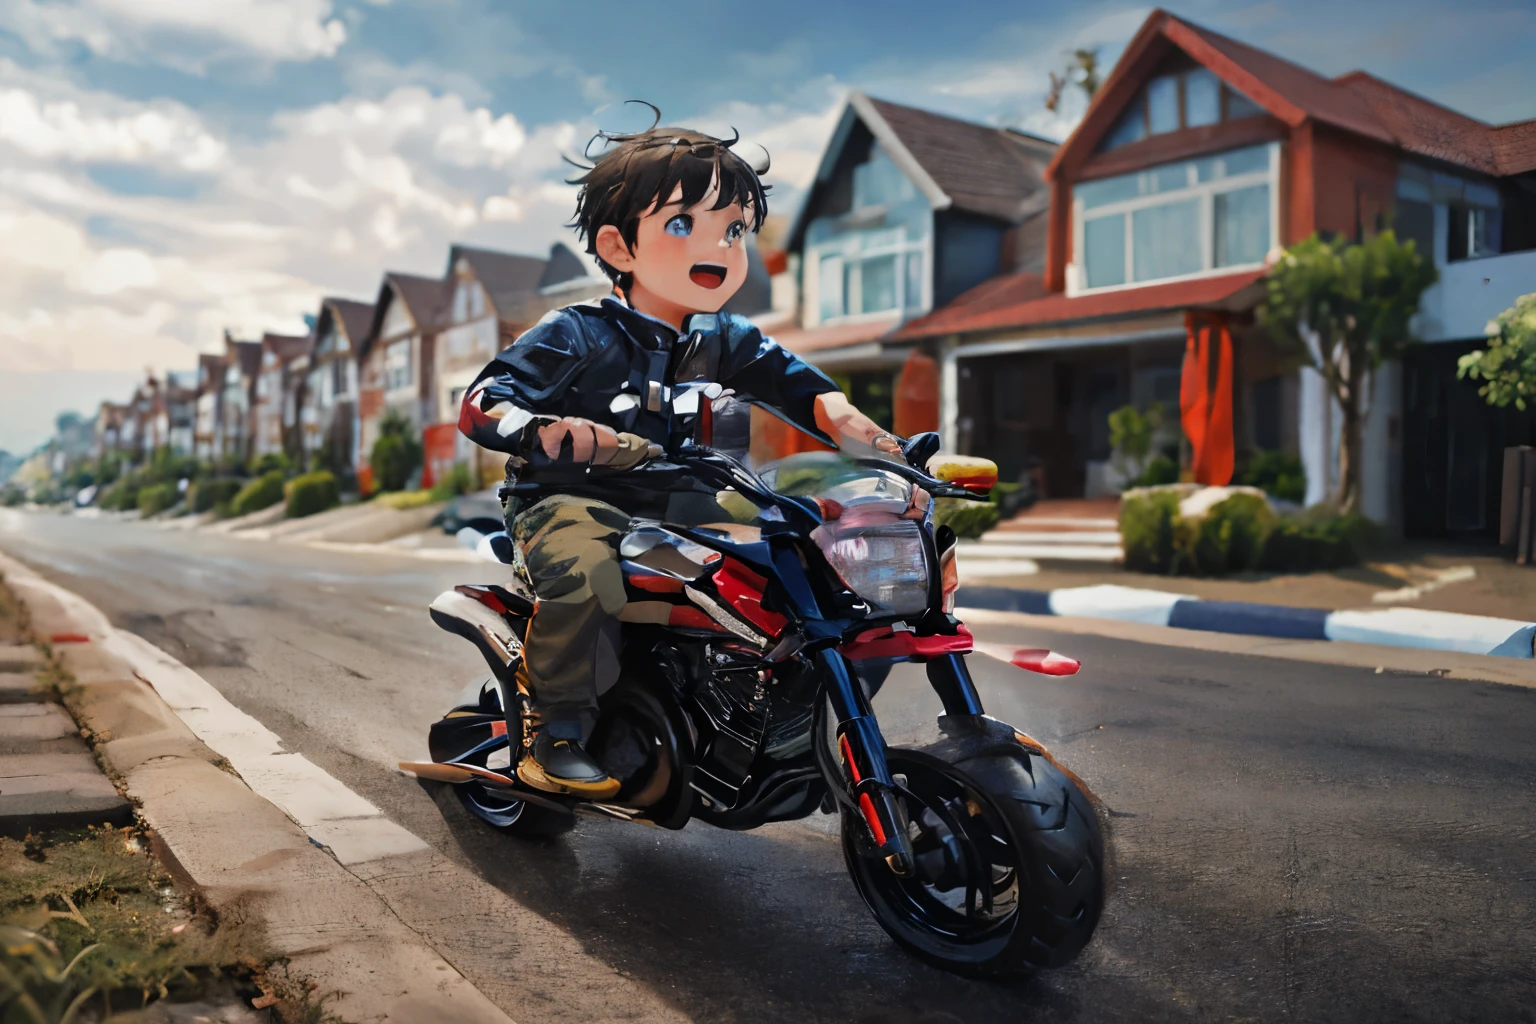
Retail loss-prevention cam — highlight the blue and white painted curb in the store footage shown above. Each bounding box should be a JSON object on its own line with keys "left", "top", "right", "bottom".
{"left": 956, "top": 583, "right": 1536, "bottom": 660}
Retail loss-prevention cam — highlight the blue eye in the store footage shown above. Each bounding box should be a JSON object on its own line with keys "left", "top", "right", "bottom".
{"left": 664, "top": 214, "right": 692, "bottom": 237}
{"left": 725, "top": 221, "right": 746, "bottom": 244}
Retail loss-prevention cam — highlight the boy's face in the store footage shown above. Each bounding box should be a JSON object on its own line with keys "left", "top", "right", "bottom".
{"left": 599, "top": 180, "right": 752, "bottom": 316}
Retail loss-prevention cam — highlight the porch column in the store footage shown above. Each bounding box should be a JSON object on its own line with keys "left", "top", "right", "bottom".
{"left": 939, "top": 335, "right": 960, "bottom": 453}
{"left": 1359, "top": 361, "right": 1402, "bottom": 532}
{"left": 1298, "top": 326, "right": 1338, "bottom": 506}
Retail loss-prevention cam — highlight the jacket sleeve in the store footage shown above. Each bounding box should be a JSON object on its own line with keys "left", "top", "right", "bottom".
{"left": 457, "top": 311, "right": 588, "bottom": 455}
{"left": 715, "top": 314, "right": 841, "bottom": 447}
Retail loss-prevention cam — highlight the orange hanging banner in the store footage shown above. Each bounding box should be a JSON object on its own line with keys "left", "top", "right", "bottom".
{"left": 1180, "top": 312, "right": 1235, "bottom": 486}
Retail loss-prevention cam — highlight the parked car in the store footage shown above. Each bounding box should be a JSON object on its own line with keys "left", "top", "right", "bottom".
{"left": 431, "top": 487, "right": 504, "bottom": 536}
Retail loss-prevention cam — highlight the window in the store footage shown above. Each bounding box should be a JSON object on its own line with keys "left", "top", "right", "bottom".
{"left": 1075, "top": 143, "right": 1277, "bottom": 291}
{"left": 1401, "top": 163, "right": 1502, "bottom": 262}
{"left": 810, "top": 229, "right": 925, "bottom": 323}
{"left": 384, "top": 340, "right": 412, "bottom": 393}
{"left": 1099, "top": 71, "right": 1269, "bottom": 151}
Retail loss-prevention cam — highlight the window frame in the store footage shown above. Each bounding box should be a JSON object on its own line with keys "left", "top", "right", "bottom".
{"left": 383, "top": 338, "right": 414, "bottom": 396}
{"left": 1071, "top": 142, "right": 1281, "bottom": 295}
{"left": 805, "top": 227, "right": 931, "bottom": 327}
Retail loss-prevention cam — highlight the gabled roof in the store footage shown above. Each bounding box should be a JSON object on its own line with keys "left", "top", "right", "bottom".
{"left": 450, "top": 245, "right": 547, "bottom": 315}
{"left": 323, "top": 297, "right": 376, "bottom": 349}
{"left": 363, "top": 272, "right": 451, "bottom": 357}
{"left": 892, "top": 268, "right": 1266, "bottom": 341}
{"left": 1051, "top": 9, "right": 1536, "bottom": 181}
{"left": 229, "top": 340, "right": 262, "bottom": 381}
{"left": 260, "top": 332, "right": 312, "bottom": 364}
{"left": 790, "top": 92, "right": 1056, "bottom": 249}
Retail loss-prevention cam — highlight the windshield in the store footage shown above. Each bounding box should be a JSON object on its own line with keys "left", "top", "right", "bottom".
{"left": 757, "top": 452, "right": 915, "bottom": 514}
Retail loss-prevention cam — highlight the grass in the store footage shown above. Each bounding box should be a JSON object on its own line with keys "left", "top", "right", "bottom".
{"left": 0, "top": 827, "right": 269, "bottom": 1020}
{"left": 371, "top": 490, "right": 438, "bottom": 511}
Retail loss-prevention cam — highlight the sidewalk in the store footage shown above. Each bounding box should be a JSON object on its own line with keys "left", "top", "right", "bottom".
{"left": 957, "top": 543, "right": 1536, "bottom": 661}
{"left": 0, "top": 578, "right": 132, "bottom": 839}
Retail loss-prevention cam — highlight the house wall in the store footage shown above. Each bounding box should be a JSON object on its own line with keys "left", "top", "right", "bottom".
{"left": 1307, "top": 126, "right": 1398, "bottom": 242}
{"left": 933, "top": 211, "right": 1005, "bottom": 308}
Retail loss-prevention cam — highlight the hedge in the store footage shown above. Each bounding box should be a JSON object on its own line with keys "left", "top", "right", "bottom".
{"left": 285, "top": 471, "right": 340, "bottom": 519}
{"left": 136, "top": 482, "right": 179, "bottom": 517}
{"left": 1120, "top": 485, "right": 1375, "bottom": 575}
{"left": 231, "top": 470, "right": 286, "bottom": 518}
{"left": 188, "top": 478, "right": 243, "bottom": 514}
{"left": 933, "top": 497, "right": 1001, "bottom": 540}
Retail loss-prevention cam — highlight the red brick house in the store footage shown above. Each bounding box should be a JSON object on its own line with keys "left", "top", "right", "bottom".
{"left": 891, "top": 8, "right": 1536, "bottom": 535}
{"left": 296, "top": 297, "right": 373, "bottom": 476}
{"left": 356, "top": 273, "right": 449, "bottom": 492}
{"left": 253, "top": 332, "right": 312, "bottom": 461}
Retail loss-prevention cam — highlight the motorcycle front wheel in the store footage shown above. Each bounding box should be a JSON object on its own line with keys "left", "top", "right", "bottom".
{"left": 841, "top": 742, "right": 1104, "bottom": 979}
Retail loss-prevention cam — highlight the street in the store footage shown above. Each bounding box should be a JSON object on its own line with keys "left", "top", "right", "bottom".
{"left": 2, "top": 508, "right": 1534, "bottom": 1024}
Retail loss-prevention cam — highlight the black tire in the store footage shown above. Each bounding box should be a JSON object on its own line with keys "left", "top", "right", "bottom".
{"left": 455, "top": 782, "right": 574, "bottom": 837}
{"left": 841, "top": 740, "right": 1103, "bottom": 979}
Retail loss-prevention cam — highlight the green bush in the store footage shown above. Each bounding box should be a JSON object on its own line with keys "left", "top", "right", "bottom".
{"left": 369, "top": 412, "right": 422, "bottom": 493}
{"left": 188, "top": 477, "right": 243, "bottom": 514}
{"left": 1261, "top": 505, "right": 1380, "bottom": 571}
{"left": 934, "top": 498, "right": 1001, "bottom": 540}
{"left": 1120, "top": 488, "right": 1183, "bottom": 573}
{"left": 1237, "top": 450, "right": 1306, "bottom": 504}
{"left": 136, "top": 482, "right": 179, "bottom": 517}
{"left": 1122, "top": 486, "right": 1377, "bottom": 575}
{"left": 99, "top": 478, "right": 140, "bottom": 511}
{"left": 1132, "top": 455, "right": 1180, "bottom": 487}
{"left": 286, "top": 470, "right": 340, "bottom": 519}
{"left": 2, "top": 485, "right": 26, "bottom": 507}
{"left": 231, "top": 470, "right": 286, "bottom": 517}
{"left": 247, "top": 452, "right": 291, "bottom": 477}
{"left": 428, "top": 461, "right": 474, "bottom": 502}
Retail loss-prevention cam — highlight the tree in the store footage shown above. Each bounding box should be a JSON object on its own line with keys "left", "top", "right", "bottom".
{"left": 1258, "top": 231, "right": 1437, "bottom": 513}
{"left": 1457, "top": 292, "right": 1536, "bottom": 410}
{"left": 1045, "top": 48, "right": 1101, "bottom": 113}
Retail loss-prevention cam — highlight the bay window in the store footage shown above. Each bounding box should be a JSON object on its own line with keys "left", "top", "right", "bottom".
{"left": 1073, "top": 143, "right": 1278, "bottom": 293}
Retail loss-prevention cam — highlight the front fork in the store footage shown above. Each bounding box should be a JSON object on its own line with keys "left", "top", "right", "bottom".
{"left": 822, "top": 649, "right": 989, "bottom": 876}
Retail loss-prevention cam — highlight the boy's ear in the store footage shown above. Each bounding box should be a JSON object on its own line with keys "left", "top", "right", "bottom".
{"left": 595, "top": 226, "right": 635, "bottom": 273}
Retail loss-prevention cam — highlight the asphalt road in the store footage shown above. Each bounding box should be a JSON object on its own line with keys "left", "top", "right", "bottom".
{"left": 3, "top": 508, "right": 1534, "bottom": 1024}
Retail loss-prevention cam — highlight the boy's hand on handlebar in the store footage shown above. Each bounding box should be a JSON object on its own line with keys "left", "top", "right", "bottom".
{"left": 536, "top": 417, "right": 620, "bottom": 465}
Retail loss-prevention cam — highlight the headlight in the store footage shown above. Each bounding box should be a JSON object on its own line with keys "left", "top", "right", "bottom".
{"left": 813, "top": 513, "right": 930, "bottom": 617}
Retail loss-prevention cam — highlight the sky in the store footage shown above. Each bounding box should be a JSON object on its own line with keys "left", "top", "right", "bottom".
{"left": 1, "top": 0, "right": 1533, "bottom": 455}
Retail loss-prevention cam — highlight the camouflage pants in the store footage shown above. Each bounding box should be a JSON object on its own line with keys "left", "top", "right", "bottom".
{"left": 511, "top": 494, "right": 633, "bottom": 741}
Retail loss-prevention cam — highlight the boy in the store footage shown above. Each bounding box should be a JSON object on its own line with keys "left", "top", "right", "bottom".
{"left": 459, "top": 112, "right": 902, "bottom": 799}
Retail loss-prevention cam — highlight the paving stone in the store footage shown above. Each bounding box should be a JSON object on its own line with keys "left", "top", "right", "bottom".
{"left": 0, "top": 643, "right": 43, "bottom": 673}
{"left": 0, "top": 670, "right": 41, "bottom": 704}
{"left": 0, "top": 702, "right": 82, "bottom": 754}
{"left": 0, "top": 751, "right": 132, "bottom": 838}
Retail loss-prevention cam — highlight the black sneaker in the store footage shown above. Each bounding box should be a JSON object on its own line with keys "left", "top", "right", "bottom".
{"left": 517, "top": 731, "right": 620, "bottom": 800}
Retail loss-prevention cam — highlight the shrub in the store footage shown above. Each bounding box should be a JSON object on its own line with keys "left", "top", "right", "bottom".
{"left": 286, "top": 470, "right": 340, "bottom": 518}
{"left": 1238, "top": 450, "right": 1306, "bottom": 504}
{"left": 1133, "top": 455, "right": 1180, "bottom": 488}
{"left": 136, "top": 482, "right": 179, "bottom": 517}
{"left": 1186, "top": 492, "right": 1276, "bottom": 574}
{"left": 1120, "top": 488, "right": 1183, "bottom": 573}
{"left": 99, "top": 478, "right": 140, "bottom": 511}
{"left": 934, "top": 498, "right": 1001, "bottom": 540}
{"left": 369, "top": 412, "right": 422, "bottom": 492}
{"left": 1261, "top": 505, "right": 1380, "bottom": 571}
{"left": 428, "top": 461, "right": 474, "bottom": 502}
{"left": 2, "top": 485, "right": 26, "bottom": 507}
{"left": 247, "top": 452, "right": 292, "bottom": 477}
{"left": 188, "top": 477, "right": 243, "bottom": 514}
{"left": 231, "top": 470, "right": 286, "bottom": 517}
{"left": 375, "top": 490, "right": 438, "bottom": 510}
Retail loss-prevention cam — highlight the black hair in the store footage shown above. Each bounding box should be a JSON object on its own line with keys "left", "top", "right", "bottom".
{"left": 568, "top": 101, "right": 771, "bottom": 291}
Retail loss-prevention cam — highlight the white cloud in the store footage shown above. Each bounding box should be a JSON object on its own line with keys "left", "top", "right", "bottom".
{"left": 0, "top": 0, "right": 349, "bottom": 70}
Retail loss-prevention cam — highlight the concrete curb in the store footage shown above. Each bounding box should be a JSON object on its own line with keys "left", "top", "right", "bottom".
{"left": 0, "top": 551, "right": 519, "bottom": 1024}
{"left": 957, "top": 582, "right": 1536, "bottom": 660}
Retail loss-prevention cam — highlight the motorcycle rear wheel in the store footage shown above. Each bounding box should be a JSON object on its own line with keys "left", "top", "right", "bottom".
{"left": 841, "top": 744, "right": 1103, "bottom": 979}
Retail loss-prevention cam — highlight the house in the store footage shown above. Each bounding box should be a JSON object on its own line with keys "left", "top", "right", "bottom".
{"left": 253, "top": 332, "right": 312, "bottom": 461}
{"left": 194, "top": 353, "right": 225, "bottom": 463}
{"left": 431, "top": 242, "right": 608, "bottom": 487}
{"left": 356, "top": 273, "right": 449, "bottom": 492}
{"left": 297, "top": 297, "right": 373, "bottom": 475}
{"left": 94, "top": 402, "right": 128, "bottom": 463}
{"left": 767, "top": 92, "right": 1057, "bottom": 457}
{"left": 164, "top": 371, "right": 198, "bottom": 457}
{"left": 218, "top": 333, "right": 263, "bottom": 468}
{"left": 890, "top": 8, "right": 1536, "bottom": 535}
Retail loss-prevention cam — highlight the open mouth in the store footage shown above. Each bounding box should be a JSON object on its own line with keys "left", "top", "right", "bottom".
{"left": 689, "top": 263, "right": 728, "bottom": 289}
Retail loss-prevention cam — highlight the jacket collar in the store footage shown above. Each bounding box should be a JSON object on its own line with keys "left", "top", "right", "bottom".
{"left": 600, "top": 296, "right": 682, "bottom": 350}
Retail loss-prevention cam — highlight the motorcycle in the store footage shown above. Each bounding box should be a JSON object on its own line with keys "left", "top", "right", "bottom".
{"left": 401, "top": 396, "right": 1105, "bottom": 979}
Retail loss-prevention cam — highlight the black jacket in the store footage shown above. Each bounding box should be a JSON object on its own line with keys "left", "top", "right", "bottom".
{"left": 459, "top": 297, "right": 839, "bottom": 512}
